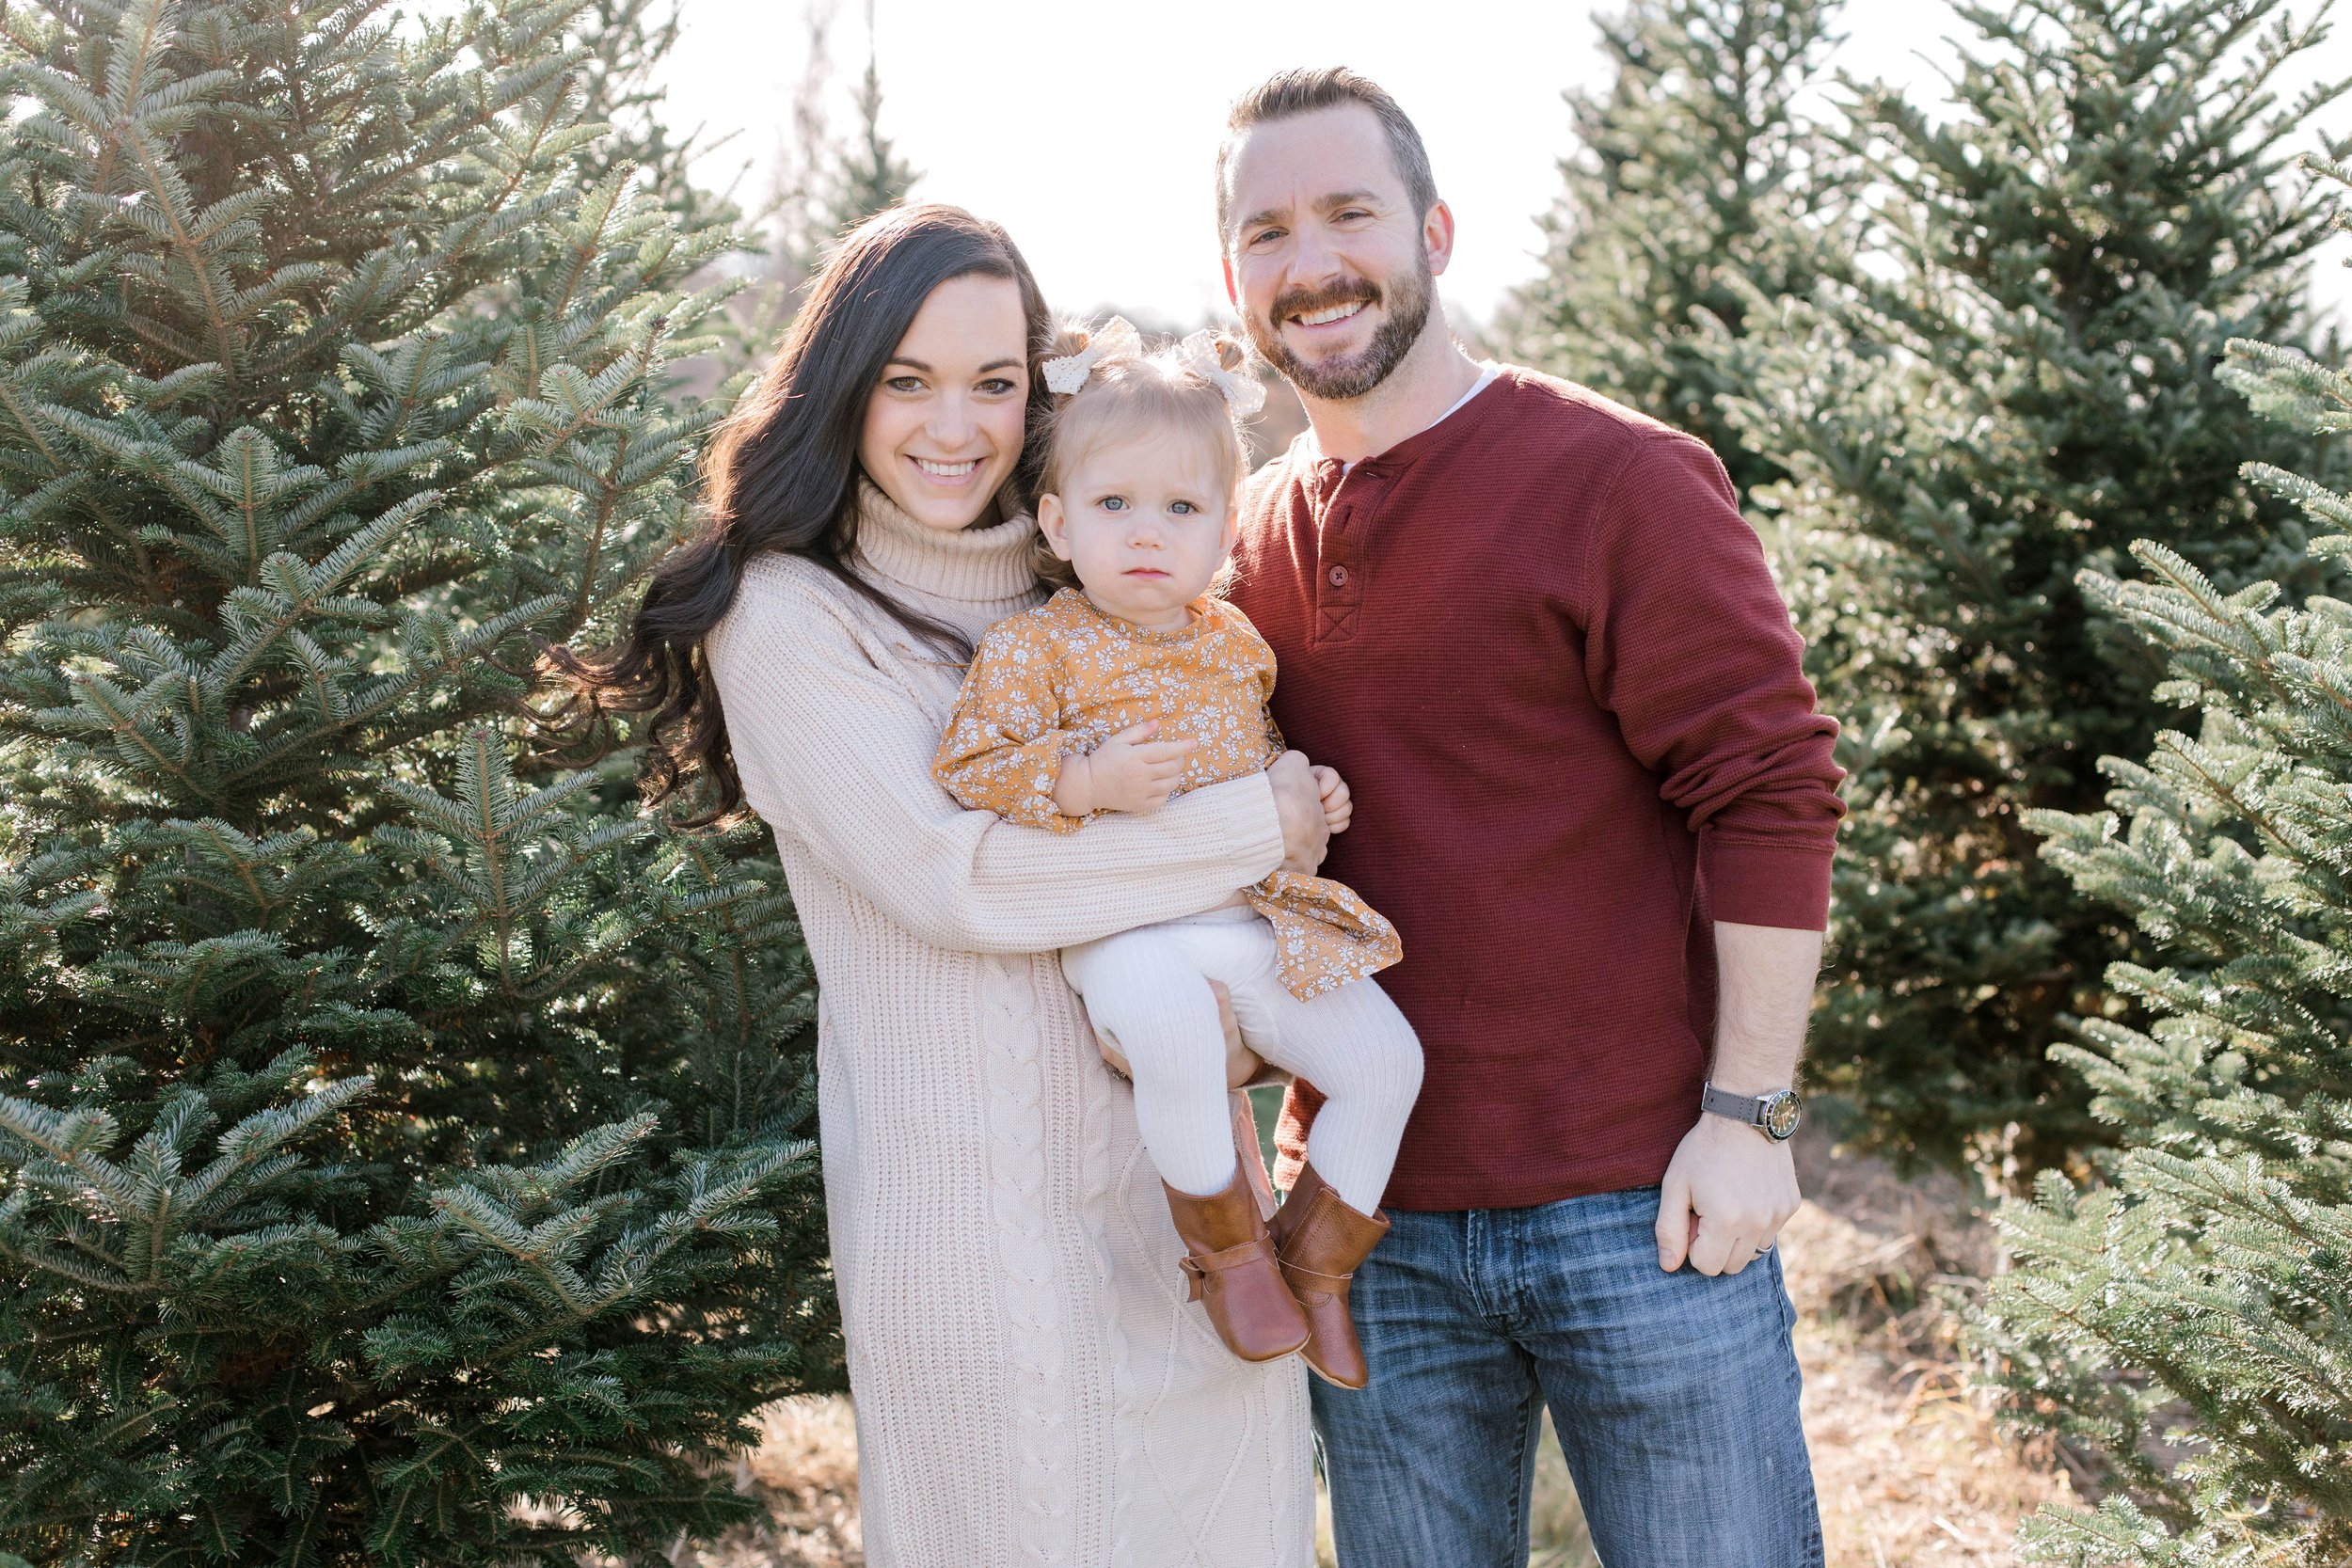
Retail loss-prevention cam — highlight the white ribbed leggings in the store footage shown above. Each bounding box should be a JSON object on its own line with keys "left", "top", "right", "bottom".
{"left": 1061, "top": 906, "right": 1424, "bottom": 1213}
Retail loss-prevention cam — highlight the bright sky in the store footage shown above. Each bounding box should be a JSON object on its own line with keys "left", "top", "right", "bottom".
{"left": 649, "top": 0, "right": 2352, "bottom": 327}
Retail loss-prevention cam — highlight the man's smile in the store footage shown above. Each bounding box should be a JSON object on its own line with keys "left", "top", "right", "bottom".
{"left": 1292, "top": 300, "right": 1367, "bottom": 329}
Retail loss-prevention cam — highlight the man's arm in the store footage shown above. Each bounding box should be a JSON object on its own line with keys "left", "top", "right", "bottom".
{"left": 1653, "top": 920, "right": 1823, "bottom": 1275}
{"left": 1569, "top": 431, "right": 1839, "bottom": 1274}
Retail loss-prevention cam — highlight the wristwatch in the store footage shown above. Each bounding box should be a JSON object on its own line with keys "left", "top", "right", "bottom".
{"left": 1701, "top": 1082, "right": 1804, "bottom": 1142}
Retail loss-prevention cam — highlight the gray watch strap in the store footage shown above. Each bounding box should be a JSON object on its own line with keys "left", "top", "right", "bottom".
{"left": 1699, "top": 1082, "right": 1769, "bottom": 1129}
{"left": 1702, "top": 1082, "right": 1802, "bottom": 1140}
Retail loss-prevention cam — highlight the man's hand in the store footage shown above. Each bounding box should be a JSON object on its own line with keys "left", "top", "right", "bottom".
{"left": 1266, "top": 750, "right": 1331, "bottom": 875}
{"left": 1056, "top": 721, "right": 1196, "bottom": 816}
{"left": 1655, "top": 918, "right": 1822, "bottom": 1275}
{"left": 1096, "top": 980, "right": 1263, "bottom": 1089}
{"left": 1311, "top": 764, "right": 1353, "bottom": 832}
{"left": 1654, "top": 1112, "right": 1801, "bottom": 1275}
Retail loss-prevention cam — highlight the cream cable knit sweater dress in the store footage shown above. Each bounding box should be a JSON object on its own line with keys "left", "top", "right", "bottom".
{"left": 705, "top": 481, "right": 1316, "bottom": 1568}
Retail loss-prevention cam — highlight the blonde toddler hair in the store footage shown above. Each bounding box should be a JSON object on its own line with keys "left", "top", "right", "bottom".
{"left": 1030, "top": 320, "right": 1255, "bottom": 590}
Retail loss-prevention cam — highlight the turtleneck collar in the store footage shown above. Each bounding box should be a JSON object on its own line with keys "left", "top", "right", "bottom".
{"left": 850, "top": 475, "right": 1041, "bottom": 606}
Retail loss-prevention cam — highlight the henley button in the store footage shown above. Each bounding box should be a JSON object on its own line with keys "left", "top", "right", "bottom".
{"left": 1327, "top": 564, "right": 1350, "bottom": 587}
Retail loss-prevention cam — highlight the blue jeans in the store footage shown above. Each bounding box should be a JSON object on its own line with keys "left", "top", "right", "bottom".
{"left": 1313, "top": 1186, "right": 1823, "bottom": 1568}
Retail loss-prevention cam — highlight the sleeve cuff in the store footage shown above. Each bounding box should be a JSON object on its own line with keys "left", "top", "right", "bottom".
{"left": 1176, "top": 770, "right": 1286, "bottom": 882}
{"left": 1701, "top": 832, "right": 1834, "bottom": 930}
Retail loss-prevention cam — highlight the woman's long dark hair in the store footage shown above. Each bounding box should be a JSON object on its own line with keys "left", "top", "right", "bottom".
{"left": 548, "top": 204, "right": 1055, "bottom": 823}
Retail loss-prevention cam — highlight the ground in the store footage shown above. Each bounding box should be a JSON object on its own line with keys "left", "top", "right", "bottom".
{"left": 674, "top": 1120, "right": 2073, "bottom": 1567}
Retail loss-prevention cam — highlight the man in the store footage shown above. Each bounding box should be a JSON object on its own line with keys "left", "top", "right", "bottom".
{"left": 1217, "top": 68, "right": 1843, "bottom": 1568}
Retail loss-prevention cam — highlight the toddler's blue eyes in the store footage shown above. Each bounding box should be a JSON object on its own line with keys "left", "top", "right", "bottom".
{"left": 1091, "top": 495, "right": 1207, "bottom": 515}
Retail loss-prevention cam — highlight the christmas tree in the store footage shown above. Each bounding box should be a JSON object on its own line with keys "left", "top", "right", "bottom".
{"left": 1502, "top": 0, "right": 1843, "bottom": 495}
{"left": 572, "top": 0, "right": 739, "bottom": 236}
{"left": 765, "top": 0, "right": 918, "bottom": 287}
{"left": 825, "top": 6, "right": 916, "bottom": 242}
{"left": 1721, "top": 0, "right": 2350, "bottom": 1174}
{"left": 1977, "top": 154, "right": 2352, "bottom": 1567}
{"left": 0, "top": 1, "right": 832, "bottom": 1561}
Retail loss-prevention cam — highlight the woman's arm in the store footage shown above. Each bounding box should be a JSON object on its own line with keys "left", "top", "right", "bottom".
{"left": 710, "top": 568, "right": 1288, "bottom": 954}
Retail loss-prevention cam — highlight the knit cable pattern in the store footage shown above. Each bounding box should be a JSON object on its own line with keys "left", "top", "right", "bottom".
{"left": 981, "top": 949, "right": 1073, "bottom": 1565}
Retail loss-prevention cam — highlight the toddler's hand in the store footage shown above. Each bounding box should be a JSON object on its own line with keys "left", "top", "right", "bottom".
{"left": 1311, "top": 764, "right": 1353, "bottom": 832}
{"left": 1057, "top": 721, "right": 1196, "bottom": 816}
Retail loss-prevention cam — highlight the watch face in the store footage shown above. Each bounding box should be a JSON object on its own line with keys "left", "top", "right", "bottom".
{"left": 1763, "top": 1092, "right": 1803, "bottom": 1141}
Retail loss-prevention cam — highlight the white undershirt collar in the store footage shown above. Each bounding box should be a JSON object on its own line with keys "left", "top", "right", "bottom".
{"left": 1336, "top": 360, "right": 1501, "bottom": 474}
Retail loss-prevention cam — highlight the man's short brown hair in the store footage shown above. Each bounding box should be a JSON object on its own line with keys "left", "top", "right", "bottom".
{"left": 1216, "top": 68, "right": 1439, "bottom": 246}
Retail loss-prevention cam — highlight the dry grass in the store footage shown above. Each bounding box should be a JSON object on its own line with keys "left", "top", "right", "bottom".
{"left": 675, "top": 1398, "right": 865, "bottom": 1567}
{"left": 701, "top": 1125, "right": 2069, "bottom": 1567}
{"left": 1781, "top": 1124, "right": 2072, "bottom": 1568}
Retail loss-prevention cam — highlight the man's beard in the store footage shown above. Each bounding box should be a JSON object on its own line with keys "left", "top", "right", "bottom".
{"left": 1243, "top": 260, "right": 1434, "bottom": 402}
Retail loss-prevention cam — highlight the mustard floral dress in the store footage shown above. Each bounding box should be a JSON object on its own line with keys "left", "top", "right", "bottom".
{"left": 933, "top": 588, "right": 1402, "bottom": 999}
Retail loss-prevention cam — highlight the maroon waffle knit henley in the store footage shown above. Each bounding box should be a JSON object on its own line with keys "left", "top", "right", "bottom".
{"left": 1231, "top": 367, "right": 1845, "bottom": 1212}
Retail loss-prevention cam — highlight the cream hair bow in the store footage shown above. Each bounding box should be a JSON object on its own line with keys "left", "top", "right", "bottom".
{"left": 1175, "top": 329, "right": 1267, "bottom": 418}
{"left": 1041, "top": 315, "right": 1144, "bottom": 396}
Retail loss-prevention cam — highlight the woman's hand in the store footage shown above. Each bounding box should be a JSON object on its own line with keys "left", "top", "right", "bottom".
{"left": 1266, "top": 750, "right": 1331, "bottom": 876}
{"left": 1311, "top": 765, "right": 1353, "bottom": 832}
{"left": 1095, "top": 979, "right": 1266, "bottom": 1089}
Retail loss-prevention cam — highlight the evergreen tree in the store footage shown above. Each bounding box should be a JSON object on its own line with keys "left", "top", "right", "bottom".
{"left": 759, "top": 8, "right": 850, "bottom": 293}
{"left": 574, "top": 0, "right": 738, "bottom": 234}
{"left": 1502, "top": 0, "right": 1843, "bottom": 494}
{"left": 1721, "top": 0, "right": 2350, "bottom": 1174}
{"left": 1977, "top": 164, "right": 2352, "bottom": 1565}
{"left": 0, "top": 1, "right": 831, "bottom": 1562}
{"left": 723, "top": 4, "right": 918, "bottom": 372}
{"left": 824, "top": 6, "right": 917, "bottom": 239}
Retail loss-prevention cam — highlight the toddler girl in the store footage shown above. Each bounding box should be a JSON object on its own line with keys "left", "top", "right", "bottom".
{"left": 931, "top": 317, "right": 1423, "bottom": 1388}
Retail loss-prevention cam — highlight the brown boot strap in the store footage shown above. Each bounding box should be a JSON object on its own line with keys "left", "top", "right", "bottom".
{"left": 1178, "top": 1238, "right": 1278, "bottom": 1303}
{"left": 1280, "top": 1260, "right": 1352, "bottom": 1288}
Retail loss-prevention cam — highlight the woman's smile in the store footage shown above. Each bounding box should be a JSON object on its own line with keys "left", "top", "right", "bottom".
{"left": 911, "top": 455, "right": 983, "bottom": 486}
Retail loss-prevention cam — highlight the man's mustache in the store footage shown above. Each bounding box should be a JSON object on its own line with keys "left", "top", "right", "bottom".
{"left": 1265, "top": 278, "right": 1380, "bottom": 325}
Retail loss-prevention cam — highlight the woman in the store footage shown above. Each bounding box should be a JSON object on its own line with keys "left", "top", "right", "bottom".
{"left": 560, "top": 205, "right": 1328, "bottom": 1566}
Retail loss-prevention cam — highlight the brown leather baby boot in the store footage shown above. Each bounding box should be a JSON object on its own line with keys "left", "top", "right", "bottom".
{"left": 1164, "top": 1171, "right": 1311, "bottom": 1364}
{"left": 1268, "top": 1163, "right": 1391, "bottom": 1388}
